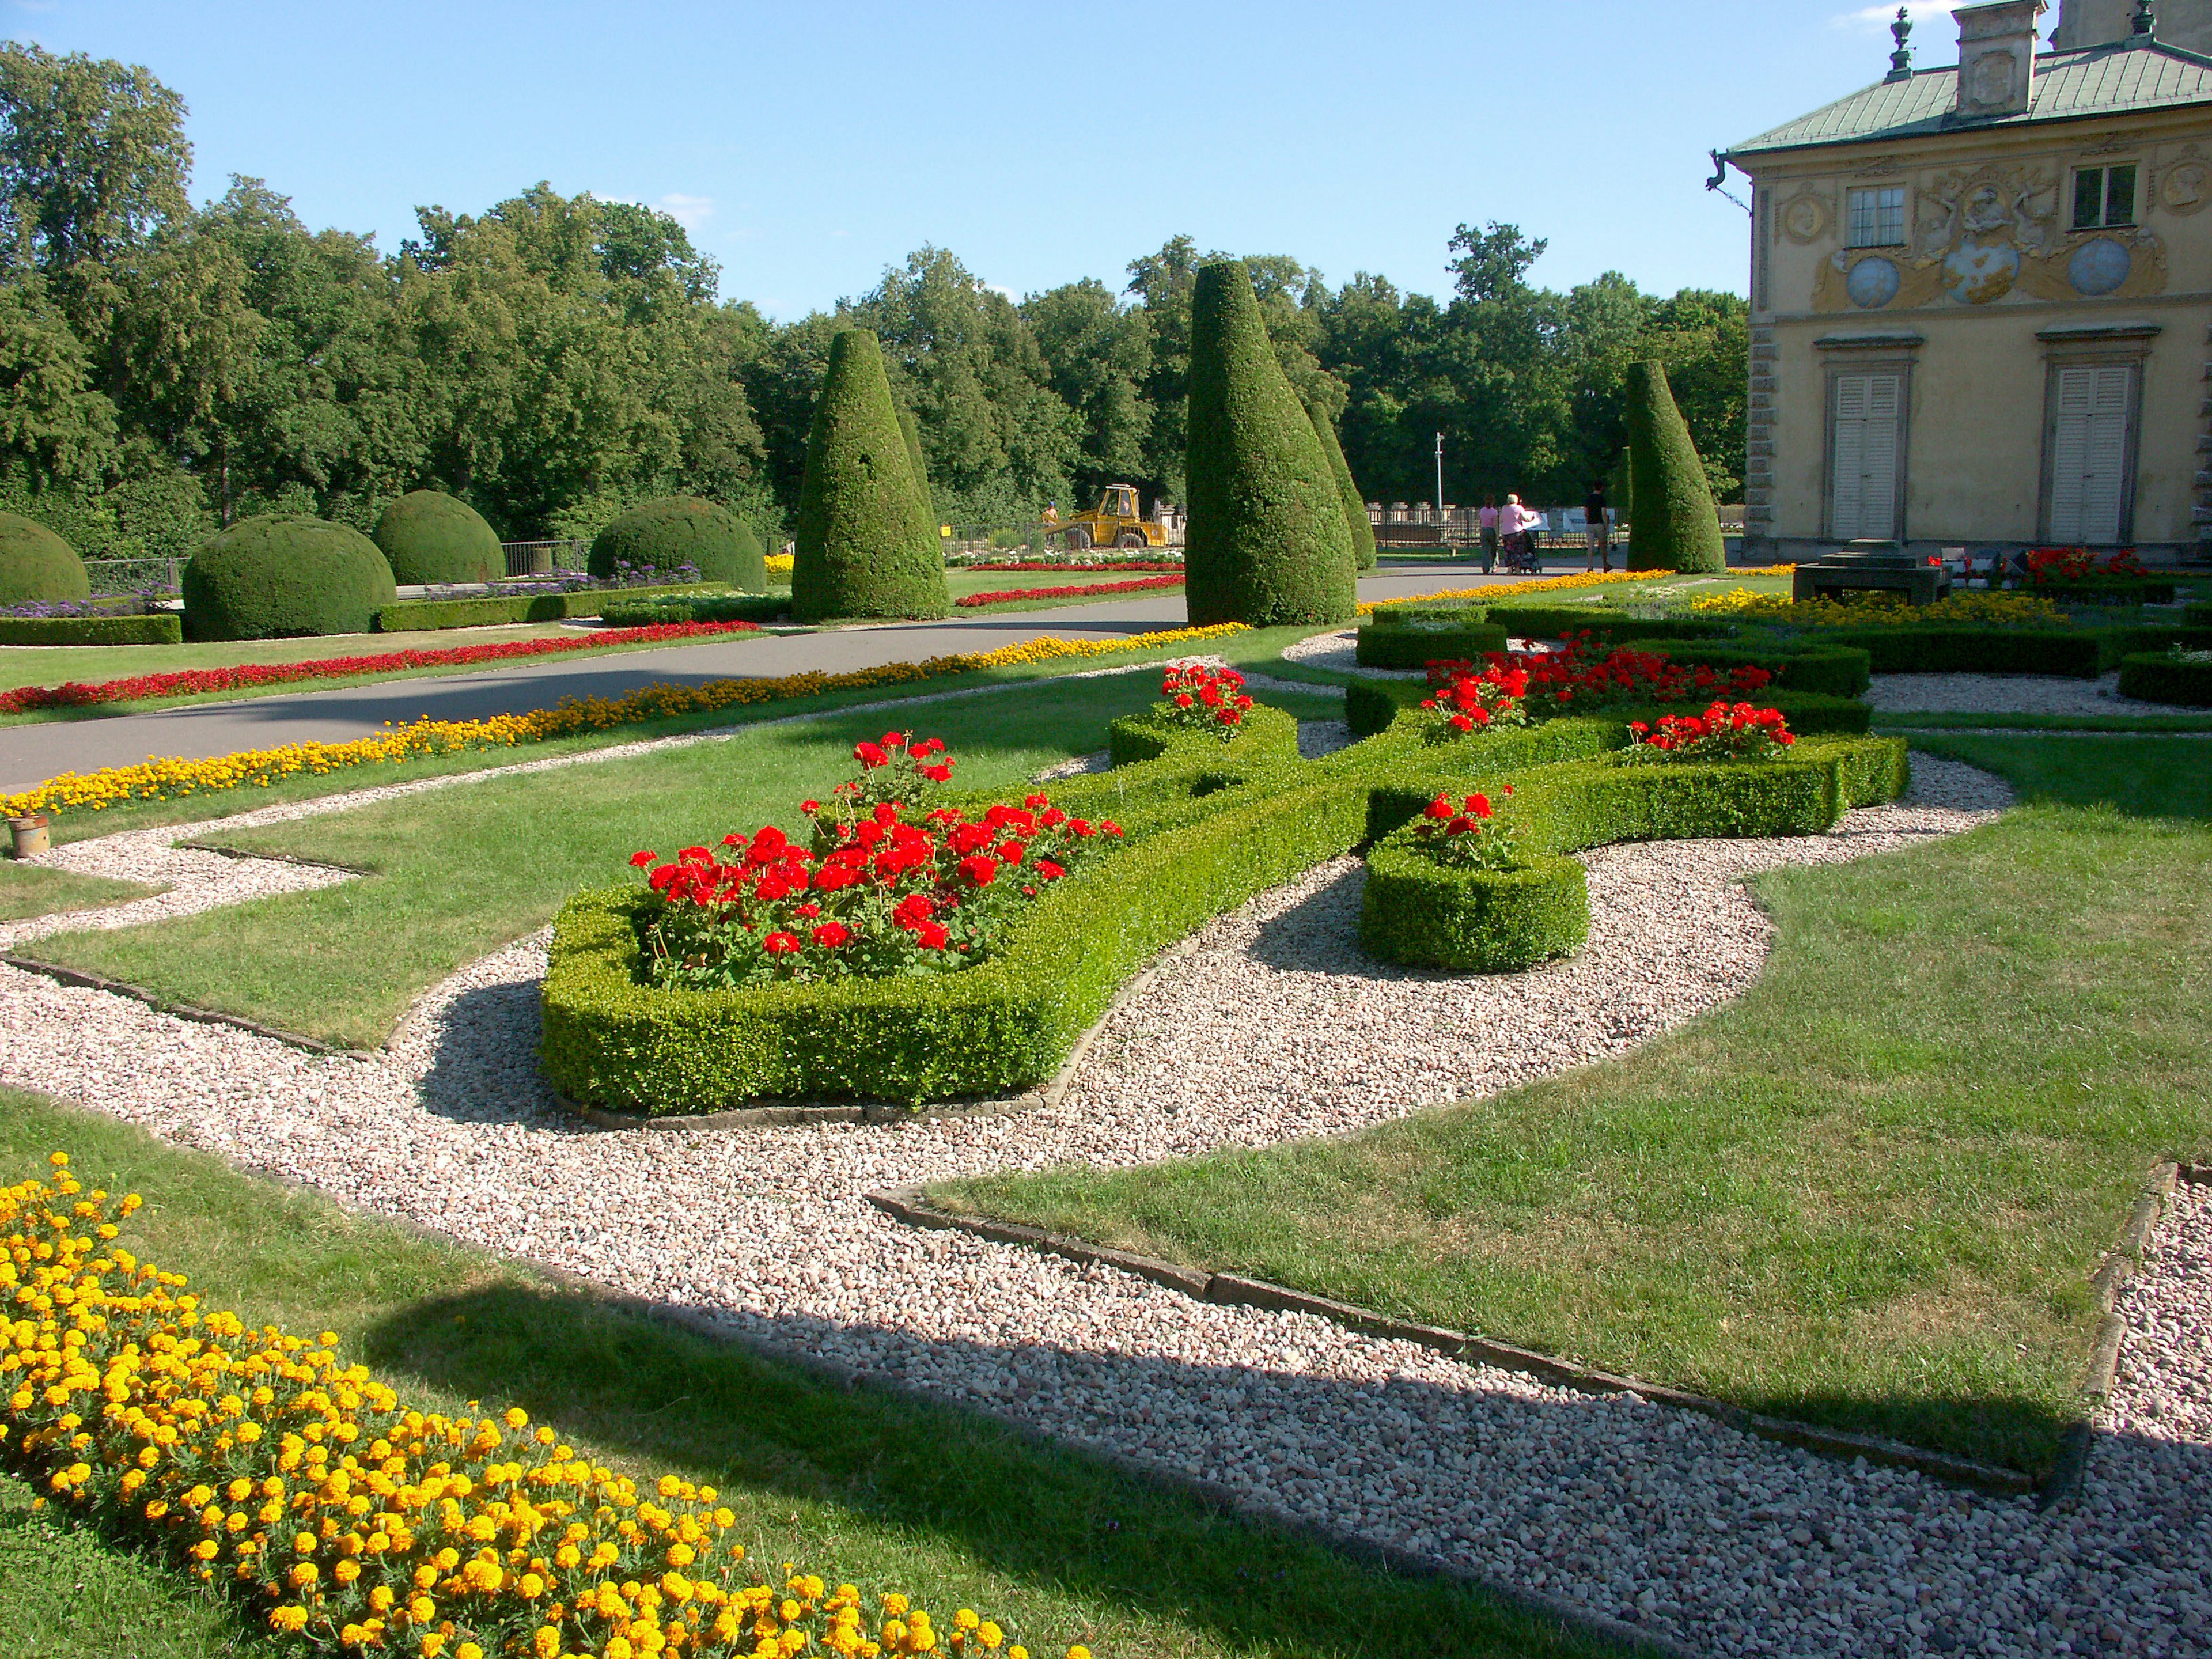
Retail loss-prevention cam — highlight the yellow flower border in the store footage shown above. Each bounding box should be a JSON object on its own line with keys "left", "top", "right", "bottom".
{"left": 3, "top": 1154, "right": 1059, "bottom": 1658}
{"left": 0, "top": 623, "right": 1250, "bottom": 822}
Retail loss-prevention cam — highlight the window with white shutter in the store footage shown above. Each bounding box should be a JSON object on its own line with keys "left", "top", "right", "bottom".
{"left": 2046, "top": 365, "right": 2134, "bottom": 544}
{"left": 1830, "top": 371, "right": 1904, "bottom": 540}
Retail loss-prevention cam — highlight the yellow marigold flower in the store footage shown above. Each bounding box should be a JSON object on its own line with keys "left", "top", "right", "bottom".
{"left": 268, "top": 1605, "right": 310, "bottom": 1633}
{"left": 977, "top": 1622, "right": 1002, "bottom": 1650}
{"left": 1067, "top": 1648, "right": 1093, "bottom": 1659}
{"left": 290, "top": 1563, "right": 319, "bottom": 1588}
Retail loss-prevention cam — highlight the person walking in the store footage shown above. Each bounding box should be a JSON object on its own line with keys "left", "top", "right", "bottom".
{"left": 1498, "top": 494, "right": 1543, "bottom": 571}
{"left": 1477, "top": 497, "right": 1500, "bottom": 574}
{"left": 1583, "top": 479, "right": 1610, "bottom": 572}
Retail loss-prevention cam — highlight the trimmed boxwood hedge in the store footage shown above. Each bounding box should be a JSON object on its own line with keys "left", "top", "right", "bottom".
{"left": 1815, "top": 627, "right": 2101, "bottom": 677}
{"left": 0, "top": 512, "right": 90, "bottom": 605}
{"left": 183, "top": 517, "right": 397, "bottom": 641}
{"left": 1361, "top": 850, "right": 1588, "bottom": 972}
{"left": 373, "top": 490, "right": 503, "bottom": 585}
{"left": 2116, "top": 651, "right": 2212, "bottom": 706}
{"left": 0, "top": 612, "right": 183, "bottom": 646}
{"left": 1481, "top": 605, "right": 1735, "bottom": 643}
{"left": 1621, "top": 359, "right": 1724, "bottom": 574}
{"left": 1355, "top": 607, "right": 1510, "bottom": 669}
{"left": 596, "top": 593, "right": 789, "bottom": 628}
{"left": 2186, "top": 602, "right": 2212, "bottom": 628}
{"left": 590, "top": 497, "right": 767, "bottom": 592}
{"left": 1341, "top": 677, "right": 1873, "bottom": 741}
{"left": 1632, "top": 637, "right": 1872, "bottom": 699}
{"left": 2028, "top": 579, "right": 2176, "bottom": 605}
{"left": 373, "top": 584, "right": 716, "bottom": 632}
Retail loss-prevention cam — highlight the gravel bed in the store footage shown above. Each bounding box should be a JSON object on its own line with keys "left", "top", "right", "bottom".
{"left": 1281, "top": 628, "right": 1421, "bottom": 679}
{"left": 1864, "top": 671, "right": 2160, "bottom": 716}
{"left": 5, "top": 754, "right": 2210, "bottom": 1655}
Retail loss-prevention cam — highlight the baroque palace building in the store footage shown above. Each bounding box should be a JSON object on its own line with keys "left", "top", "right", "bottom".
{"left": 1718, "top": 0, "right": 2212, "bottom": 562}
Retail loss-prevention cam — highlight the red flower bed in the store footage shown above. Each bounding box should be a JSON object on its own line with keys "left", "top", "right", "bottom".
{"left": 1448, "top": 634, "right": 1772, "bottom": 715}
{"left": 1417, "top": 660, "right": 1529, "bottom": 740}
{"left": 959, "top": 560, "right": 1182, "bottom": 573}
{"left": 0, "top": 619, "right": 762, "bottom": 715}
{"left": 1412, "top": 786, "right": 1522, "bottom": 869}
{"left": 953, "top": 575, "right": 1185, "bottom": 607}
{"left": 632, "top": 730, "right": 1123, "bottom": 988}
{"left": 2022, "top": 546, "right": 2148, "bottom": 585}
{"left": 1158, "top": 663, "right": 1253, "bottom": 740}
{"left": 1625, "top": 700, "right": 1795, "bottom": 763}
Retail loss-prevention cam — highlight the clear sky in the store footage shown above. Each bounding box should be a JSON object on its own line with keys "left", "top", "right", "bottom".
{"left": 3, "top": 0, "right": 1976, "bottom": 318}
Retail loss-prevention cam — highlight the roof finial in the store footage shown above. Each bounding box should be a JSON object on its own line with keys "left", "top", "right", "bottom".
{"left": 2133, "top": 0, "right": 2156, "bottom": 39}
{"left": 1886, "top": 6, "right": 1914, "bottom": 79}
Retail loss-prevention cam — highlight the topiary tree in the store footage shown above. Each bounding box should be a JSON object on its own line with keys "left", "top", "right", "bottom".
{"left": 372, "top": 490, "right": 504, "bottom": 585}
{"left": 589, "top": 497, "right": 766, "bottom": 592}
{"left": 0, "top": 511, "right": 90, "bottom": 604}
{"left": 1305, "top": 397, "right": 1377, "bottom": 571}
{"left": 1622, "top": 361, "right": 1725, "bottom": 574}
{"left": 1184, "top": 262, "right": 1357, "bottom": 626}
{"left": 790, "top": 331, "right": 949, "bottom": 622}
{"left": 182, "top": 516, "right": 397, "bottom": 639}
{"left": 896, "top": 403, "right": 937, "bottom": 528}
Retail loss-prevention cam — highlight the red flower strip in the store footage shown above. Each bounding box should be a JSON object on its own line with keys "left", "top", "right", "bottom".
{"left": 0, "top": 619, "right": 762, "bottom": 715}
{"left": 953, "top": 575, "right": 1185, "bottom": 608}
{"left": 956, "top": 561, "right": 1181, "bottom": 574}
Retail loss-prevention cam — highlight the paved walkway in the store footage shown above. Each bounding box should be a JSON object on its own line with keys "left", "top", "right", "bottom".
{"left": 0, "top": 563, "right": 1534, "bottom": 792}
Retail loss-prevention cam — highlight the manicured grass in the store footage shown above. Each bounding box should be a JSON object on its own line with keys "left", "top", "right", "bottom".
{"left": 0, "top": 1090, "right": 1619, "bottom": 1659}
{"left": 33, "top": 675, "right": 1339, "bottom": 1048}
{"left": 1875, "top": 710, "right": 2212, "bottom": 734}
{"left": 0, "top": 861, "right": 158, "bottom": 921}
{"left": 933, "top": 737, "right": 2212, "bottom": 1477}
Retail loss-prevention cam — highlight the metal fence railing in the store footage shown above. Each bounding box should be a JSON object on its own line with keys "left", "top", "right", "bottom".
{"left": 499, "top": 539, "right": 592, "bottom": 578}
{"left": 83, "top": 556, "right": 183, "bottom": 596}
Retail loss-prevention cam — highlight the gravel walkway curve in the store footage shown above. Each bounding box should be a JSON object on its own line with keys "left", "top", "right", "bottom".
{"left": 3, "top": 755, "right": 2209, "bottom": 1657}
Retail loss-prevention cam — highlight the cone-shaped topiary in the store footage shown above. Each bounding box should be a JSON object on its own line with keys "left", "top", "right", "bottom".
{"left": 589, "top": 497, "right": 766, "bottom": 592}
{"left": 896, "top": 403, "right": 936, "bottom": 527}
{"left": 1184, "top": 262, "right": 1357, "bottom": 626}
{"left": 183, "top": 516, "right": 397, "bottom": 640}
{"left": 791, "top": 331, "right": 949, "bottom": 622}
{"left": 0, "top": 511, "right": 90, "bottom": 604}
{"left": 1305, "top": 397, "right": 1377, "bottom": 571}
{"left": 372, "top": 489, "right": 504, "bottom": 585}
{"left": 1622, "top": 361, "right": 1725, "bottom": 574}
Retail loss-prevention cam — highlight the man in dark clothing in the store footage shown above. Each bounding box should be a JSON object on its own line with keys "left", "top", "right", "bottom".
{"left": 1584, "top": 480, "right": 1610, "bottom": 572}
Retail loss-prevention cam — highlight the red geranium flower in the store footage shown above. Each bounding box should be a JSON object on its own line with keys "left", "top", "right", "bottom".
{"left": 959, "top": 854, "right": 999, "bottom": 887}
{"left": 812, "top": 922, "right": 851, "bottom": 948}
{"left": 630, "top": 850, "right": 657, "bottom": 868}
{"left": 763, "top": 932, "right": 800, "bottom": 955}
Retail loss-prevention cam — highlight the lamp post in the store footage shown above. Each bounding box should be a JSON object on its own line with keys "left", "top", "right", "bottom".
{"left": 1433, "top": 432, "right": 1444, "bottom": 529}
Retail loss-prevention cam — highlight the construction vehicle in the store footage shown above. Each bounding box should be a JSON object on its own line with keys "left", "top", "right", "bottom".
{"left": 1045, "top": 484, "right": 1169, "bottom": 551}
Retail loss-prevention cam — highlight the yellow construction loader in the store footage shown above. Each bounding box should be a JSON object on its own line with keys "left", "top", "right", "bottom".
{"left": 1045, "top": 484, "right": 1168, "bottom": 551}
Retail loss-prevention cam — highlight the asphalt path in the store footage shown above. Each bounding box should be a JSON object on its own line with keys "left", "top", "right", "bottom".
{"left": 0, "top": 563, "right": 1558, "bottom": 792}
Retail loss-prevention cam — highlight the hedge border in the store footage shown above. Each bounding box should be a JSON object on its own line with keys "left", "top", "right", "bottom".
{"left": 1354, "top": 618, "right": 1512, "bottom": 670}
{"left": 2115, "top": 650, "right": 2212, "bottom": 706}
{"left": 0, "top": 612, "right": 182, "bottom": 646}
{"left": 1342, "top": 679, "right": 1874, "bottom": 741}
{"left": 373, "top": 583, "right": 719, "bottom": 632}
{"left": 597, "top": 593, "right": 791, "bottom": 629}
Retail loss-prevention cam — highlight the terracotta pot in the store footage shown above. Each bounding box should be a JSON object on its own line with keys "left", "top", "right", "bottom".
{"left": 8, "top": 813, "right": 50, "bottom": 859}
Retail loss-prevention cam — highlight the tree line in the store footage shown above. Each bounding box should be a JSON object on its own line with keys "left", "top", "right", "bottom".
{"left": 0, "top": 41, "right": 1747, "bottom": 563}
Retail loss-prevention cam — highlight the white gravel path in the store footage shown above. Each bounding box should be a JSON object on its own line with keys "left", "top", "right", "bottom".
{"left": 1865, "top": 671, "right": 2162, "bottom": 717}
{"left": 2, "top": 753, "right": 2208, "bottom": 1657}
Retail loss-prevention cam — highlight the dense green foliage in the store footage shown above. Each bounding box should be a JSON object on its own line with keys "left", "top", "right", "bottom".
{"left": 180, "top": 515, "right": 395, "bottom": 639}
{"left": 0, "top": 46, "right": 1746, "bottom": 559}
{"left": 370, "top": 582, "right": 715, "bottom": 632}
{"left": 1361, "top": 844, "right": 1588, "bottom": 972}
{"left": 1183, "top": 262, "right": 1356, "bottom": 627}
{"left": 588, "top": 496, "right": 765, "bottom": 591}
{"left": 371, "top": 490, "right": 502, "bottom": 585}
{"left": 595, "top": 593, "right": 789, "bottom": 627}
{"left": 1306, "top": 397, "right": 1377, "bottom": 570}
{"left": 1622, "top": 360, "right": 1724, "bottom": 574}
{"left": 0, "top": 611, "right": 177, "bottom": 645}
{"left": 790, "top": 331, "right": 948, "bottom": 622}
{"left": 2117, "top": 651, "right": 2212, "bottom": 706}
{"left": 0, "top": 507, "right": 87, "bottom": 601}
{"left": 1355, "top": 607, "right": 1509, "bottom": 668}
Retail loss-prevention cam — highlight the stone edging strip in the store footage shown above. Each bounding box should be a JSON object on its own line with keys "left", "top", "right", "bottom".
{"left": 0, "top": 952, "right": 368, "bottom": 1058}
{"left": 865, "top": 1187, "right": 2063, "bottom": 1501}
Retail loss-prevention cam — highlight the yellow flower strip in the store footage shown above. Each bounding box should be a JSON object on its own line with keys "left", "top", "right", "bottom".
{"left": 0, "top": 622, "right": 1250, "bottom": 822}
{"left": 763, "top": 554, "right": 795, "bottom": 578}
{"left": 1689, "top": 589, "right": 2068, "bottom": 628}
{"left": 2, "top": 1154, "right": 1057, "bottom": 1659}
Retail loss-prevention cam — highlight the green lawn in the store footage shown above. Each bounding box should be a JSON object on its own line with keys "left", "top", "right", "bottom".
{"left": 1874, "top": 710, "right": 2212, "bottom": 734}
{"left": 0, "top": 1090, "right": 1620, "bottom": 1659}
{"left": 31, "top": 673, "right": 1341, "bottom": 1048}
{"left": 931, "top": 737, "right": 2212, "bottom": 1477}
{"left": 0, "top": 861, "right": 158, "bottom": 921}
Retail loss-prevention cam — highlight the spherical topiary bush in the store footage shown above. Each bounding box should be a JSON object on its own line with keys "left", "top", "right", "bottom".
{"left": 181, "top": 516, "right": 398, "bottom": 640}
{"left": 588, "top": 497, "right": 765, "bottom": 592}
{"left": 0, "top": 512, "right": 91, "bottom": 605}
{"left": 372, "top": 489, "right": 504, "bottom": 585}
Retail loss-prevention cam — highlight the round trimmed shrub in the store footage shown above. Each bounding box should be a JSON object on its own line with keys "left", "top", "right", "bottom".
{"left": 372, "top": 490, "right": 504, "bottom": 585}
{"left": 1306, "top": 397, "right": 1377, "bottom": 570}
{"left": 791, "top": 330, "right": 949, "bottom": 622}
{"left": 0, "top": 512, "right": 90, "bottom": 605}
{"left": 589, "top": 497, "right": 765, "bottom": 592}
{"left": 1184, "top": 262, "right": 1357, "bottom": 627}
{"left": 1623, "top": 360, "right": 1725, "bottom": 574}
{"left": 181, "top": 516, "right": 397, "bottom": 640}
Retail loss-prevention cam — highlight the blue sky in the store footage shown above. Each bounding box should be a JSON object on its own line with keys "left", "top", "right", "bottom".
{"left": 5, "top": 1, "right": 1973, "bottom": 318}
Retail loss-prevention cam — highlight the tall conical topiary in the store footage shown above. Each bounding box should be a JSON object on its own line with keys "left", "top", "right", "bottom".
{"left": 1184, "top": 262, "right": 1357, "bottom": 626}
{"left": 896, "top": 403, "right": 935, "bottom": 528}
{"left": 1305, "top": 397, "right": 1377, "bottom": 571}
{"left": 790, "top": 331, "right": 949, "bottom": 622}
{"left": 1622, "top": 361, "right": 1724, "bottom": 574}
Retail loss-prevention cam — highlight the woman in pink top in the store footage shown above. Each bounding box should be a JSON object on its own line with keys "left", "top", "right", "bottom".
{"left": 1476, "top": 498, "right": 1499, "bottom": 572}
{"left": 1498, "top": 495, "right": 1543, "bottom": 570}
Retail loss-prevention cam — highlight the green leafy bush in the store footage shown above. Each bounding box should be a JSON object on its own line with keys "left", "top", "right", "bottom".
{"left": 1306, "top": 397, "right": 1377, "bottom": 571}
{"left": 1633, "top": 637, "right": 1872, "bottom": 698}
{"left": 589, "top": 497, "right": 766, "bottom": 592}
{"left": 2116, "top": 651, "right": 2212, "bottom": 707}
{"left": 373, "top": 584, "right": 714, "bottom": 631}
{"left": 1482, "top": 604, "right": 1734, "bottom": 642}
{"left": 182, "top": 516, "right": 397, "bottom": 641}
{"left": 1361, "top": 843, "right": 1588, "bottom": 971}
{"left": 372, "top": 490, "right": 503, "bottom": 585}
{"left": 0, "top": 511, "right": 89, "bottom": 605}
{"left": 2186, "top": 601, "right": 2212, "bottom": 628}
{"left": 1355, "top": 607, "right": 1510, "bottom": 669}
{"left": 1184, "top": 262, "right": 1357, "bottom": 626}
{"left": 596, "top": 593, "right": 788, "bottom": 628}
{"left": 0, "top": 612, "right": 180, "bottom": 646}
{"left": 1816, "top": 627, "right": 2101, "bottom": 677}
{"left": 790, "top": 331, "right": 949, "bottom": 622}
{"left": 1622, "top": 360, "right": 1725, "bottom": 574}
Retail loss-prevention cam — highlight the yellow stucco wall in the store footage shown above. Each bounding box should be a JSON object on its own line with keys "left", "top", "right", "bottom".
{"left": 1740, "top": 104, "right": 2212, "bottom": 554}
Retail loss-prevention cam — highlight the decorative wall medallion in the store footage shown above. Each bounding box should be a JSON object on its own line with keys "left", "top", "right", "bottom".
{"left": 2162, "top": 160, "right": 2210, "bottom": 214}
{"left": 1845, "top": 256, "right": 1902, "bottom": 308}
{"left": 1782, "top": 192, "right": 1831, "bottom": 243}
{"left": 1945, "top": 240, "right": 2020, "bottom": 304}
{"left": 2067, "top": 237, "right": 2134, "bottom": 295}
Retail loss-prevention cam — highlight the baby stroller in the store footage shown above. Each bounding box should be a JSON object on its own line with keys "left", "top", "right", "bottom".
{"left": 1501, "top": 529, "right": 1543, "bottom": 573}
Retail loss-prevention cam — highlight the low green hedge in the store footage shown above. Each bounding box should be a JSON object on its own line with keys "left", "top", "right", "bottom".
{"left": 1631, "top": 638, "right": 1872, "bottom": 699}
{"left": 1481, "top": 605, "right": 1734, "bottom": 642}
{"left": 2116, "top": 652, "right": 2212, "bottom": 707}
{"left": 1816, "top": 627, "right": 2101, "bottom": 677}
{"left": 596, "top": 593, "right": 790, "bottom": 628}
{"left": 0, "top": 612, "right": 183, "bottom": 646}
{"left": 1354, "top": 607, "right": 1511, "bottom": 669}
{"left": 1361, "top": 847, "right": 1586, "bottom": 972}
{"left": 1341, "top": 678, "right": 1872, "bottom": 741}
{"left": 2027, "top": 579, "right": 2176, "bottom": 605}
{"left": 373, "top": 584, "right": 718, "bottom": 632}
{"left": 2186, "top": 602, "right": 2212, "bottom": 628}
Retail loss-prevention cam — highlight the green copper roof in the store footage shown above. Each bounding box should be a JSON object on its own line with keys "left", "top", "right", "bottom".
{"left": 1726, "top": 42, "right": 2212, "bottom": 160}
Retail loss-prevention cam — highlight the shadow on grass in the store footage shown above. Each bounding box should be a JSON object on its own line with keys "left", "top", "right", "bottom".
{"left": 362, "top": 1279, "right": 1653, "bottom": 1659}
{"left": 1911, "top": 734, "right": 2212, "bottom": 822}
